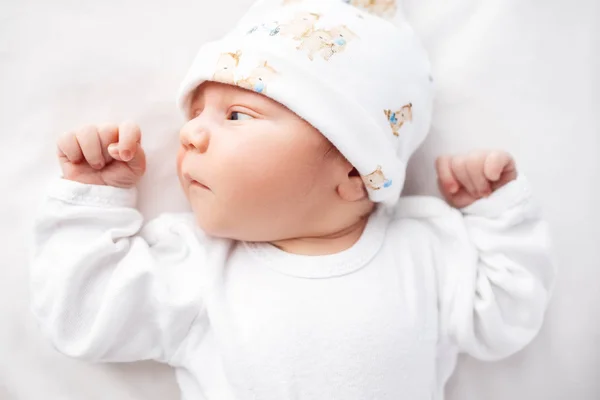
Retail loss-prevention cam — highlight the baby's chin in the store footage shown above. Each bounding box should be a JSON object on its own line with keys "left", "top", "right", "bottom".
{"left": 186, "top": 192, "right": 305, "bottom": 242}
{"left": 191, "top": 207, "right": 283, "bottom": 242}
{"left": 189, "top": 200, "right": 242, "bottom": 240}
{"left": 193, "top": 216, "right": 254, "bottom": 241}
{"left": 189, "top": 199, "right": 221, "bottom": 233}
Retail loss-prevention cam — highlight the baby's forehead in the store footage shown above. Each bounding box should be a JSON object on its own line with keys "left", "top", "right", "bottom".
{"left": 190, "top": 81, "right": 292, "bottom": 112}
{"left": 191, "top": 82, "right": 256, "bottom": 102}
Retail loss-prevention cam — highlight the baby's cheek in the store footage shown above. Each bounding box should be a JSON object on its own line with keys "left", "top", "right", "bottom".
{"left": 230, "top": 163, "right": 281, "bottom": 197}
{"left": 224, "top": 154, "right": 297, "bottom": 202}
{"left": 176, "top": 147, "right": 185, "bottom": 172}
{"left": 175, "top": 147, "right": 187, "bottom": 191}
{"left": 220, "top": 131, "right": 325, "bottom": 201}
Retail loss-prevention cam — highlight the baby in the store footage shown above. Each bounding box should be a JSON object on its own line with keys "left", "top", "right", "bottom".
{"left": 30, "top": 1, "right": 555, "bottom": 399}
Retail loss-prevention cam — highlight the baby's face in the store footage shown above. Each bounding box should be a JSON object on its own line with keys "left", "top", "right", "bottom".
{"left": 177, "top": 82, "right": 344, "bottom": 242}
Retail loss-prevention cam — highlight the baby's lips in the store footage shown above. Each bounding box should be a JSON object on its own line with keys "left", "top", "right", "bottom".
{"left": 183, "top": 171, "right": 210, "bottom": 190}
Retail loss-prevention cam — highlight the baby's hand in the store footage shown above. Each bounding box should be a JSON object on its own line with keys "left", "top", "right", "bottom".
{"left": 435, "top": 150, "right": 517, "bottom": 208}
{"left": 57, "top": 122, "right": 146, "bottom": 188}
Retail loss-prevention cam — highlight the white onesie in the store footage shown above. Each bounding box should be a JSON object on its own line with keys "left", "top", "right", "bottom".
{"left": 30, "top": 175, "right": 555, "bottom": 400}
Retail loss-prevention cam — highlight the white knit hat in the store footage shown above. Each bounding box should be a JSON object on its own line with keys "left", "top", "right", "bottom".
{"left": 177, "top": 0, "right": 434, "bottom": 206}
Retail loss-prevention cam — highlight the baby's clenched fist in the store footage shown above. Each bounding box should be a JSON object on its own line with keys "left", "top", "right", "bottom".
{"left": 57, "top": 121, "right": 146, "bottom": 188}
{"left": 436, "top": 150, "right": 517, "bottom": 209}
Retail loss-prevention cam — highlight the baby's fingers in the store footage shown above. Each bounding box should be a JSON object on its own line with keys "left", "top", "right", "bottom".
{"left": 107, "top": 141, "right": 146, "bottom": 175}
{"left": 466, "top": 151, "right": 491, "bottom": 197}
{"left": 117, "top": 121, "right": 141, "bottom": 162}
{"left": 107, "top": 143, "right": 122, "bottom": 161}
{"left": 57, "top": 131, "right": 84, "bottom": 164}
{"left": 451, "top": 155, "right": 477, "bottom": 196}
{"left": 97, "top": 123, "right": 119, "bottom": 161}
{"left": 76, "top": 125, "right": 105, "bottom": 169}
{"left": 435, "top": 155, "right": 460, "bottom": 195}
{"left": 484, "top": 151, "right": 517, "bottom": 189}
{"left": 484, "top": 151, "right": 513, "bottom": 181}
{"left": 127, "top": 143, "right": 147, "bottom": 176}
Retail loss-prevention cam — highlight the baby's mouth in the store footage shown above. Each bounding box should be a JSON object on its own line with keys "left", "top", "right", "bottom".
{"left": 183, "top": 172, "right": 211, "bottom": 191}
{"left": 190, "top": 180, "right": 210, "bottom": 191}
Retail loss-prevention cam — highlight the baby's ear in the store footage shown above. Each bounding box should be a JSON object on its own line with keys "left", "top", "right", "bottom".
{"left": 337, "top": 168, "right": 368, "bottom": 202}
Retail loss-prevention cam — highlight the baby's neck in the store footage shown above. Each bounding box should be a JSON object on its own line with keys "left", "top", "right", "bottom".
{"left": 270, "top": 217, "right": 369, "bottom": 256}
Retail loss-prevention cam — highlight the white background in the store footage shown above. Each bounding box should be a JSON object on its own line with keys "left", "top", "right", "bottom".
{"left": 0, "top": 0, "right": 598, "bottom": 399}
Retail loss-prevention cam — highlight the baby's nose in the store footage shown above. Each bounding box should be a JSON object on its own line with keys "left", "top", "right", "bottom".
{"left": 180, "top": 126, "right": 210, "bottom": 153}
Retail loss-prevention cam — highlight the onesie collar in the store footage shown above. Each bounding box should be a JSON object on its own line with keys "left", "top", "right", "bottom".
{"left": 243, "top": 206, "right": 389, "bottom": 279}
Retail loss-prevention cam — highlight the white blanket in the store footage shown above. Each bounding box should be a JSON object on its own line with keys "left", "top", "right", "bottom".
{"left": 1, "top": 0, "right": 598, "bottom": 398}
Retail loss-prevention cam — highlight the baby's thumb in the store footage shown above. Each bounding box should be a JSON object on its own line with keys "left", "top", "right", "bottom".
{"left": 107, "top": 143, "right": 146, "bottom": 177}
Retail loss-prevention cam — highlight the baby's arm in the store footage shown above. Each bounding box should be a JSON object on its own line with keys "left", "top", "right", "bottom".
{"left": 30, "top": 123, "right": 206, "bottom": 364}
{"left": 429, "top": 151, "right": 556, "bottom": 360}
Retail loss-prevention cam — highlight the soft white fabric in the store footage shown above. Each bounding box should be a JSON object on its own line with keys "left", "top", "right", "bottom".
{"left": 2, "top": 0, "right": 598, "bottom": 399}
{"left": 30, "top": 176, "right": 554, "bottom": 400}
{"left": 177, "top": 0, "right": 434, "bottom": 205}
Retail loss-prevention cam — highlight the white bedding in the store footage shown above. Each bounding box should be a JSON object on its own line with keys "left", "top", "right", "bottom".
{"left": 1, "top": 0, "right": 598, "bottom": 399}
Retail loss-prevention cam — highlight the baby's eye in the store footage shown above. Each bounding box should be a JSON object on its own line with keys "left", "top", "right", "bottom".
{"left": 229, "top": 111, "right": 253, "bottom": 121}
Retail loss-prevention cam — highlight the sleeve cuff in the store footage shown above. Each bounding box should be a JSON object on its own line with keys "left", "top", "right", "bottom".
{"left": 460, "top": 174, "right": 533, "bottom": 218}
{"left": 47, "top": 179, "right": 138, "bottom": 208}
